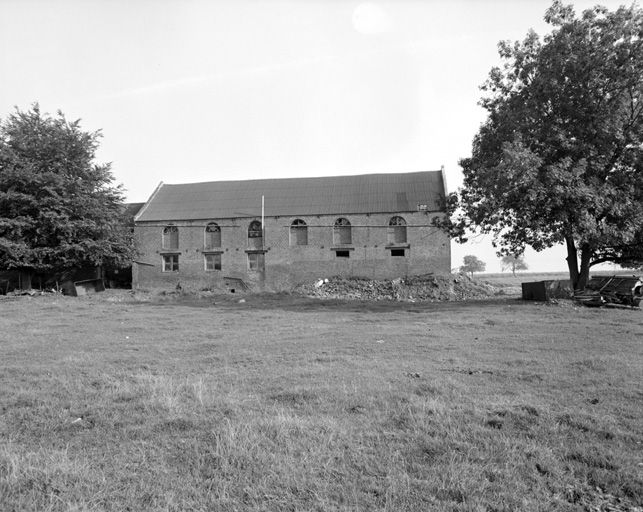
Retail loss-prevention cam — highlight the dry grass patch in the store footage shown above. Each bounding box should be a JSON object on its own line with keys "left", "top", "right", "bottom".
{"left": 0, "top": 292, "right": 641, "bottom": 511}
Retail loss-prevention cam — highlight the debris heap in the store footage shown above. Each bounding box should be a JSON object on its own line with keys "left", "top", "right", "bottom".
{"left": 295, "top": 274, "right": 499, "bottom": 302}
{"left": 575, "top": 275, "right": 642, "bottom": 308}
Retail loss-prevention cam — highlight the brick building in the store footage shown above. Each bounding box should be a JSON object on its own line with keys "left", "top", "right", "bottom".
{"left": 132, "top": 171, "right": 450, "bottom": 291}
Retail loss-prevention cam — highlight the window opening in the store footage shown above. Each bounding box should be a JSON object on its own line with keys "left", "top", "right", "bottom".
{"left": 204, "top": 253, "right": 222, "bottom": 271}
{"left": 335, "top": 250, "right": 350, "bottom": 258}
{"left": 390, "top": 249, "right": 406, "bottom": 257}
{"left": 248, "top": 220, "right": 263, "bottom": 249}
{"left": 333, "top": 218, "right": 352, "bottom": 245}
{"left": 162, "top": 254, "right": 179, "bottom": 272}
{"left": 290, "top": 219, "right": 308, "bottom": 246}
{"left": 162, "top": 225, "right": 178, "bottom": 250}
{"left": 205, "top": 222, "right": 221, "bottom": 249}
{"left": 388, "top": 216, "right": 407, "bottom": 244}
{"left": 247, "top": 252, "right": 265, "bottom": 271}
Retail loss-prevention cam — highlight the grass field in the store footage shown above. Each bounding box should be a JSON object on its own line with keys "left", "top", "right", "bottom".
{"left": 479, "top": 270, "right": 640, "bottom": 287}
{"left": 480, "top": 271, "right": 571, "bottom": 286}
{"left": 1, "top": 290, "right": 642, "bottom": 511}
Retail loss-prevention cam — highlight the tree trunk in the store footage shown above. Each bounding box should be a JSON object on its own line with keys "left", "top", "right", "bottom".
{"left": 19, "top": 270, "right": 33, "bottom": 290}
{"left": 565, "top": 236, "right": 580, "bottom": 289}
{"left": 577, "top": 245, "right": 592, "bottom": 291}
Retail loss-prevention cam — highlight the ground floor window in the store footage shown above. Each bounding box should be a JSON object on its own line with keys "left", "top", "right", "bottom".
{"left": 247, "top": 252, "right": 265, "bottom": 271}
{"left": 162, "top": 254, "right": 179, "bottom": 272}
{"left": 204, "top": 253, "right": 222, "bottom": 271}
{"left": 390, "top": 249, "right": 406, "bottom": 257}
{"left": 335, "top": 250, "right": 350, "bottom": 258}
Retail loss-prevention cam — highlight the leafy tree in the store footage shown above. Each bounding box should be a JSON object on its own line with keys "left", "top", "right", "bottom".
{"left": 501, "top": 254, "right": 528, "bottom": 276}
{"left": 0, "top": 104, "right": 135, "bottom": 288}
{"left": 460, "top": 255, "right": 486, "bottom": 277}
{"left": 439, "top": 1, "right": 643, "bottom": 289}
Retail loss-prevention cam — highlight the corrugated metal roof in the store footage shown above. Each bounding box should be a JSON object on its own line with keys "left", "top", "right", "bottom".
{"left": 135, "top": 171, "right": 445, "bottom": 222}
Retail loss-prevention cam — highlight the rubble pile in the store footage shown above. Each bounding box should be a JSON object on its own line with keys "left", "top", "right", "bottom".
{"left": 295, "top": 273, "right": 499, "bottom": 302}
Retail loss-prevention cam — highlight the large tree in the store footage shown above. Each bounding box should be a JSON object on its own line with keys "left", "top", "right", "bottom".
{"left": 0, "top": 104, "right": 135, "bottom": 287}
{"left": 442, "top": 1, "right": 643, "bottom": 289}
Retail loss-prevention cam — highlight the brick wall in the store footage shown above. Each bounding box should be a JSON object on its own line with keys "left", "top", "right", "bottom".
{"left": 133, "top": 212, "right": 450, "bottom": 291}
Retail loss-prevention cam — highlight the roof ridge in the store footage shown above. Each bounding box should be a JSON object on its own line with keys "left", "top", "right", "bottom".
{"left": 161, "top": 170, "right": 441, "bottom": 188}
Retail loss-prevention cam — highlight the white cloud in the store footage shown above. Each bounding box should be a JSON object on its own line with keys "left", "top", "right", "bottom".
{"left": 352, "top": 2, "right": 394, "bottom": 35}
{"left": 102, "top": 76, "right": 211, "bottom": 99}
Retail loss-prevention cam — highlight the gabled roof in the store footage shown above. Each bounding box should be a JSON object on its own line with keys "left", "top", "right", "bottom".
{"left": 135, "top": 171, "right": 446, "bottom": 222}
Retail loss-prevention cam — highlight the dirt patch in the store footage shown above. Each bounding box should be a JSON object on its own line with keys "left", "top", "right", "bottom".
{"left": 294, "top": 273, "right": 500, "bottom": 302}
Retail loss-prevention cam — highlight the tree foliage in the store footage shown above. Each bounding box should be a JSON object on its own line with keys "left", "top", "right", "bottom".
{"left": 0, "top": 104, "right": 135, "bottom": 279}
{"left": 501, "top": 254, "right": 528, "bottom": 276}
{"left": 460, "top": 255, "right": 486, "bottom": 277}
{"left": 441, "top": 1, "right": 643, "bottom": 289}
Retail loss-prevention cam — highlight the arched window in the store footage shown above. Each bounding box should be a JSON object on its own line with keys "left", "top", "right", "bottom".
{"left": 388, "top": 216, "right": 407, "bottom": 244}
{"left": 333, "top": 217, "right": 352, "bottom": 245}
{"left": 248, "top": 220, "right": 263, "bottom": 249}
{"left": 204, "top": 222, "right": 221, "bottom": 249}
{"left": 162, "top": 225, "right": 179, "bottom": 250}
{"left": 290, "top": 219, "right": 308, "bottom": 246}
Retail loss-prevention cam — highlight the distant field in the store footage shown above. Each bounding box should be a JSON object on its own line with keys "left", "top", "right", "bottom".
{"left": 1, "top": 291, "right": 642, "bottom": 511}
{"left": 479, "top": 270, "right": 640, "bottom": 290}
{"left": 479, "top": 272, "right": 570, "bottom": 291}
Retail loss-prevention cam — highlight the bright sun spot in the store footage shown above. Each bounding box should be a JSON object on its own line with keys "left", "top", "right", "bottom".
{"left": 352, "top": 2, "right": 393, "bottom": 35}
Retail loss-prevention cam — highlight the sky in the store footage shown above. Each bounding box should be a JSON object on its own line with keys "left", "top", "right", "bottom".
{"left": 0, "top": 0, "right": 630, "bottom": 273}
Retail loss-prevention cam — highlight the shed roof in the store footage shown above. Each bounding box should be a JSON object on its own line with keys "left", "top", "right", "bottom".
{"left": 135, "top": 171, "right": 445, "bottom": 222}
{"left": 123, "top": 202, "right": 145, "bottom": 218}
